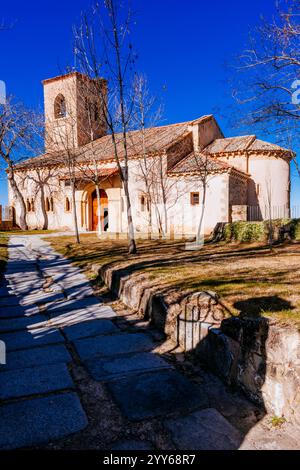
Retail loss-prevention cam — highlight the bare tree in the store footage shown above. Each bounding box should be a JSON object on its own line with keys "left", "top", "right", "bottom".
{"left": 0, "top": 98, "right": 39, "bottom": 230}
{"left": 24, "top": 167, "right": 60, "bottom": 230}
{"left": 233, "top": 0, "right": 299, "bottom": 157}
{"left": 74, "top": 0, "right": 138, "bottom": 253}
{"left": 46, "top": 103, "right": 82, "bottom": 243}
{"left": 130, "top": 74, "right": 164, "bottom": 236}
{"left": 188, "top": 152, "right": 215, "bottom": 245}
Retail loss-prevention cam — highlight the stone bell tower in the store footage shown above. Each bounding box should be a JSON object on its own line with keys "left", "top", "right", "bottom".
{"left": 43, "top": 71, "right": 107, "bottom": 153}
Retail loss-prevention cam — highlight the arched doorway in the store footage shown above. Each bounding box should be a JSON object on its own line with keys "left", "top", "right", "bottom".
{"left": 92, "top": 189, "right": 109, "bottom": 232}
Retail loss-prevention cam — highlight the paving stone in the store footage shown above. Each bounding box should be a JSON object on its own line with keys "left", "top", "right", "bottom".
{"left": 51, "top": 273, "right": 87, "bottom": 285}
{"left": 0, "top": 304, "right": 32, "bottom": 319}
{"left": 111, "top": 440, "right": 154, "bottom": 451}
{"left": 0, "top": 392, "right": 88, "bottom": 450}
{"left": 0, "top": 328, "right": 64, "bottom": 352}
{"left": 164, "top": 408, "right": 243, "bottom": 450}
{"left": 0, "top": 314, "right": 47, "bottom": 333}
{"left": 108, "top": 369, "right": 208, "bottom": 421}
{"left": 65, "top": 285, "right": 94, "bottom": 300}
{"left": 0, "top": 296, "right": 20, "bottom": 307}
{"left": 48, "top": 306, "right": 117, "bottom": 327}
{"left": 45, "top": 297, "right": 106, "bottom": 314}
{"left": 86, "top": 351, "right": 172, "bottom": 381}
{"left": 59, "top": 279, "right": 92, "bottom": 290}
{"left": 75, "top": 333, "right": 154, "bottom": 361}
{"left": 20, "top": 291, "right": 65, "bottom": 306}
{"left": 0, "top": 363, "right": 74, "bottom": 400}
{"left": 7, "top": 282, "right": 44, "bottom": 295}
{"left": 0, "top": 287, "right": 11, "bottom": 297}
{"left": 0, "top": 344, "right": 71, "bottom": 372}
{"left": 63, "top": 319, "right": 119, "bottom": 341}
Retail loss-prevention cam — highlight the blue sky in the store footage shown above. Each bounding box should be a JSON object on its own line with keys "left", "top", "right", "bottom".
{"left": 0, "top": 0, "right": 299, "bottom": 206}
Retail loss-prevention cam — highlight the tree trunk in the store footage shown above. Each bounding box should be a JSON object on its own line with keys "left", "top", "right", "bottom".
{"left": 95, "top": 185, "right": 102, "bottom": 237}
{"left": 123, "top": 179, "right": 137, "bottom": 254}
{"left": 196, "top": 184, "right": 207, "bottom": 245}
{"left": 40, "top": 185, "right": 48, "bottom": 230}
{"left": 71, "top": 182, "right": 80, "bottom": 244}
{"left": 7, "top": 168, "right": 28, "bottom": 231}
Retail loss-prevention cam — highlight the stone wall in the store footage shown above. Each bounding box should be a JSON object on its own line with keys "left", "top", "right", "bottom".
{"left": 98, "top": 261, "right": 300, "bottom": 423}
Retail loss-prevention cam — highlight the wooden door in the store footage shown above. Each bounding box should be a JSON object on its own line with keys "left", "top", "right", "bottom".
{"left": 92, "top": 196, "right": 99, "bottom": 231}
{"left": 92, "top": 189, "right": 109, "bottom": 231}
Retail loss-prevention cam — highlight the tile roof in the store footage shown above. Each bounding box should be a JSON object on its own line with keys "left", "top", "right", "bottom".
{"left": 205, "top": 135, "right": 293, "bottom": 156}
{"left": 59, "top": 167, "right": 119, "bottom": 181}
{"left": 16, "top": 116, "right": 212, "bottom": 170}
{"left": 167, "top": 152, "right": 248, "bottom": 177}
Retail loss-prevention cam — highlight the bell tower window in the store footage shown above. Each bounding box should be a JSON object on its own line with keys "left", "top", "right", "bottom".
{"left": 54, "top": 94, "right": 67, "bottom": 119}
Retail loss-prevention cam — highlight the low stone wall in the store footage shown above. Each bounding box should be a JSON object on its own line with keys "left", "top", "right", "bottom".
{"left": 96, "top": 262, "right": 300, "bottom": 423}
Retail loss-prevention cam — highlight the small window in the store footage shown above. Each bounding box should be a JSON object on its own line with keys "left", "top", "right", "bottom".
{"left": 31, "top": 198, "right": 35, "bottom": 212}
{"left": 140, "top": 195, "right": 149, "bottom": 212}
{"left": 45, "top": 197, "right": 53, "bottom": 212}
{"left": 190, "top": 192, "right": 200, "bottom": 206}
{"left": 54, "top": 94, "right": 67, "bottom": 119}
{"left": 26, "top": 199, "right": 31, "bottom": 212}
{"left": 65, "top": 197, "right": 71, "bottom": 212}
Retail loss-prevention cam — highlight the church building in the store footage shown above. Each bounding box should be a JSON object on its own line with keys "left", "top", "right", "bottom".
{"left": 9, "top": 72, "right": 293, "bottom": 237}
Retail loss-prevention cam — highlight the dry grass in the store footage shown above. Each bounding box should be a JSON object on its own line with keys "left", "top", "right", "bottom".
{"left": 47, "top": 234, "right": 300, "bottom": 327}
{"left": 0, "top": 230, "right": 57, "bottom": 236}
{"left": 0, "top": 234, "right": 9, "bottom": 279}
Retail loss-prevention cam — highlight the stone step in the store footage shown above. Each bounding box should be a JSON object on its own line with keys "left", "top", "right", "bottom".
{"left": 85, "top": 351, "right": 172, "bottom": 382}
{"left": 0, "top": 314, "right": 48, "bottom": 333}
{"left": 0, "top": 363, "right": 74, "bottom": 400}
{"left": 0, "top": 329, "right": 65, "bottom": 352}
{"left": 165, "top": 408, "right": 243, "bottom": 450}
{"left": 75, "top": 332, "right": 155, "bottom": 361}
{"left": 1, "top": 344, "right": 71, "bottom": 372}
{"left": 107, "top": 369, "right": 209, "bottom": 421}
{"left": 63, "top": 318, "right": 119, "bottom": 341}
{"left": 0, "top": 392, "right": 88, "bottom": 450}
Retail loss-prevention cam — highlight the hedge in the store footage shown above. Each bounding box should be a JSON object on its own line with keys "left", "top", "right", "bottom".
{"left": 222, "top": 218, "right": 300, "bottom": 243}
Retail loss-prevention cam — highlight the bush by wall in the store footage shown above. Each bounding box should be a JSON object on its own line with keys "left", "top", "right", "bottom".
{"left": 222, "top": 218, "right": 300, "bottom": 243}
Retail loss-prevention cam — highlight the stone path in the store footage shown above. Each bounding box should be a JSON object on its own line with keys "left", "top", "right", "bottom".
{"left": 0, "top": 235, "right": 299, "bottom": 450}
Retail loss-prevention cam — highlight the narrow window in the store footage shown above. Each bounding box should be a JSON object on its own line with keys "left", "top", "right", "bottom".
{"left": 141, "top": 195, "right": 145, "bottom": 212}
{"left": 190, "top": 192, "right": 200, "bottom": 206}
{"left": 54, "top": 94, "right": 67, "bottom": 119}
{"left": 45, "top": 197, "right": 50, "bottom": 212}
{"left": 65, "top": 197, "right": 71, "bottom": 212}
{"left": 31, "top": 199, "right": 35, "bottom": 213}
{"left": 26, "top": 199, "right": 31, "bottom": 212}
{"left": 50, "top": 197, "right": 54, "bottom": 212}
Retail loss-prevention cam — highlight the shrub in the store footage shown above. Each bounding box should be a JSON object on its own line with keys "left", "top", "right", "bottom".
{"left": 289, "top": 219, "right": 300, "bottom": 240}
{"left": 221, "top": 219, "right": 300, "bottom": 243}
{"left": 224, "top": 221, "right": 266, "bottom": 242}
